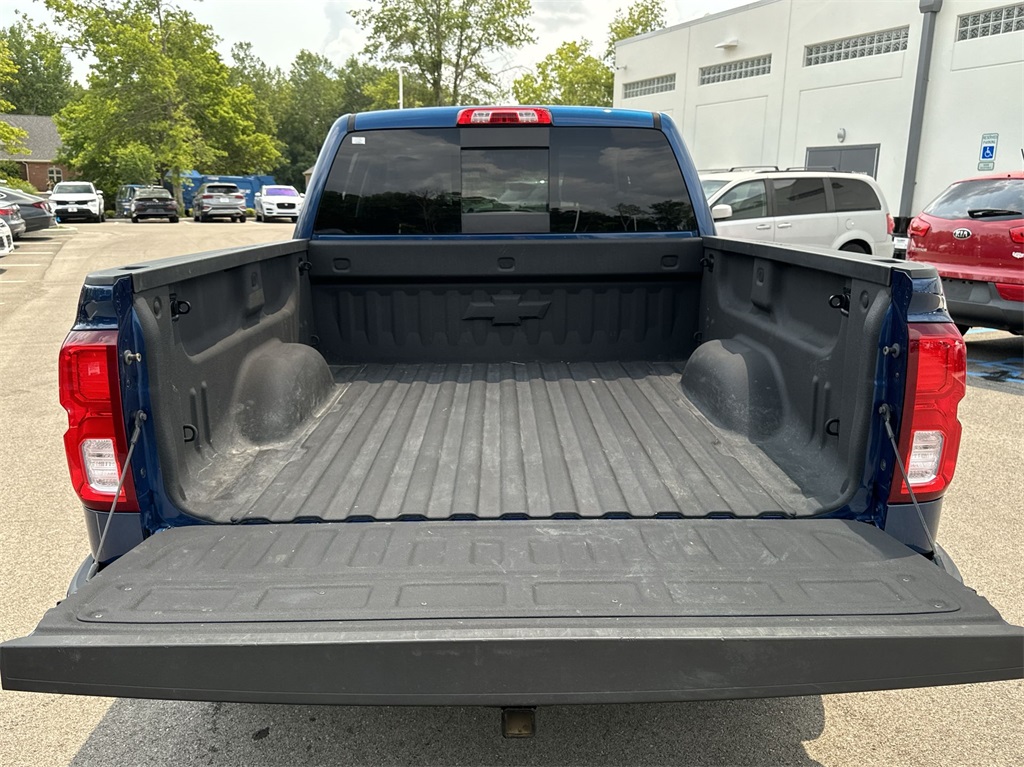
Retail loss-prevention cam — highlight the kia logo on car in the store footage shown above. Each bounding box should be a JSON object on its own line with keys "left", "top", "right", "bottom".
{"left": 953, "top": 228, "right": 972, "bottom": 240}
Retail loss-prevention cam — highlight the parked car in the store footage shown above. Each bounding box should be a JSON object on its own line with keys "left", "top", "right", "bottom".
{"left": 130, "top": 186, "right": 179, "bottom": 223}
{"left": 701, "top": 169, "right": 895, "bottom": 257}
{"left": 115, "top": 184, "right": 146, "bottom": 218}
{"left": 0, "top": 218, "right": 13, "bottom": 255}
{"left": 0, "top": 187, "right": 56, "bottom": 233}
{"left": 0, "top": 200, "right": 26, "bottom": 239}
{"left": 906, "top": 171, "right": 1023, "bottom": 335}
{"left": 192, "top": 182, "right": 246, "bottom": 222}
{"left": 51, "top": 181, "right": 105, "bottom": 223}
{"left": 254, "top": 184, "right": 304, "bottom": 222}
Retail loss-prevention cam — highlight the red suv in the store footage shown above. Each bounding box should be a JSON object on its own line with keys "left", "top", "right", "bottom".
{"left": 907, "top": 171, "right": 1023, "bottom": 334}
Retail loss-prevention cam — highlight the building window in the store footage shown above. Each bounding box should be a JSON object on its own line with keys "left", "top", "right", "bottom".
{"left": 957, "top": 3, "right": 1024, "bottom": 40}
{"left": 48, "top": 166, "right": 63, "bottom": 185}
{"left": 804, "top": 27, "right": 910, "bottom": 66}
{"left": 699, "top": 56, "right": 772, "bottom": 86}
{"left": 622, "top": 74, "right": 676, "bottom": 99}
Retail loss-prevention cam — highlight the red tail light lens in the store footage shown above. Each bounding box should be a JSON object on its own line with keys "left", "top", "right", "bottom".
{"left": 457, "top": 107, "right": 553, "bottom": 125}
{"left": 0, "top": 205, "right": 15, "bottom": 216}
{"left": 32, "top": 201, "right": 48, "bottom": 210}
{"left": 59, "top": 330, "right": 139, "bottom": 511}
{"left": 886, "top": 214, "right": 895, "bottom": 235}
{"left": 908, "top": 218, "right": 930, "bottom": 238}
{"left": 995, "top": 283, "right": 1024, "bottom": 302}
{"left": 234, "top": 194, "right": 245, "bottom": 201}
{"left": 1010, "top": 226, "right": 1024, "bottom": 244}
{"left": 201, "top": 194, "right": 214, "bottom": 199}
{"left": 889, "top": 323, "right": 966, "bottom": 504}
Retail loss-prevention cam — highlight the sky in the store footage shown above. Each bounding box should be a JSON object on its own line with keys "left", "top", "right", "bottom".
{"left": 1, "top": 0, "right": 753, "bottom": 96}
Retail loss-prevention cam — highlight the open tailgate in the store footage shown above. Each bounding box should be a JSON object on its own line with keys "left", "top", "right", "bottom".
{"left": 2, "top": 519, "right": 1021, "bottom": 704}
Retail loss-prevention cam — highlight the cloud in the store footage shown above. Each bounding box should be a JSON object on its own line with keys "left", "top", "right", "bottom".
{"left": 321, "top": 0, "right": 371, "bottom": 65}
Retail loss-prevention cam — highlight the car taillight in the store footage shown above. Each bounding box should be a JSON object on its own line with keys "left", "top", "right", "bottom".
{"left": 457, "top": 107, "right": 552, "bottom": 125}
{"left": 201, "top": 194, "right": 214, "bottom": 199}
{"left": 995, "top": 283, "right": 1024, "bottom": 302}
{"left": 0, "top": 205, "right": 14, "bottom": 216}
{"left": 889, "top": 323, "right": 966, "bottom": 504}
{"left": 59, "top": 330, "right": 139, "bottom": 511}
{"left": 234, "top": 194, "right": 245, "bottom": 201}
{"left": 1010, "top": 226, "right": 1024, "bottom": 244}
{"left": 32, "top": 201, "right": 48, "bottom": 210}
{"left": 886, "top": 214, "right": 895, "bottom": 235}
{"left": 907, "top": 218, "right": 930, "bottom": 238}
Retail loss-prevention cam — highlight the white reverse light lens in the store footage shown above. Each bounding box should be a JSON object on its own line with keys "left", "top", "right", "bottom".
{"left": 81, "top": 438, "right": 120, "bottom": 492}
{"left": 907, "top": 430, "right": 943, "bottom": 485}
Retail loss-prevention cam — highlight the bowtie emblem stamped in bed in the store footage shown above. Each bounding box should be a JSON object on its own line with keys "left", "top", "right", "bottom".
{"left": 463, "top": 295, "right": 552, "bottom": 326}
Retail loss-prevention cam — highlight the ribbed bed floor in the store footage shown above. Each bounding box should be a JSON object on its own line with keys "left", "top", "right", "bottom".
{"left": 200, "top": 361, "right": 816, "bottom": 523}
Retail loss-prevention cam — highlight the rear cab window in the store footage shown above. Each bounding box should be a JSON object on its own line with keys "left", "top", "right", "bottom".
{"left": 313, "top": 126, "right": 698, "bottom": 235}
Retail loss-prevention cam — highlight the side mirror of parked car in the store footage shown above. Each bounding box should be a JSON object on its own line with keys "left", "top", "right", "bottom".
{"left": 711, "top": 203, "right": 733, "bottom": 221}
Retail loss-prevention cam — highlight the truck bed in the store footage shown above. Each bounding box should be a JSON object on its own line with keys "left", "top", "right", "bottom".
{"left": 191, "top": 360, "right": 814, "bottom": 523}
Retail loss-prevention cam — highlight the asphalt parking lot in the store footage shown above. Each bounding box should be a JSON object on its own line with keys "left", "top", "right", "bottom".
{"left": 1, "top": 222, "right": 1021, "bottom": 767}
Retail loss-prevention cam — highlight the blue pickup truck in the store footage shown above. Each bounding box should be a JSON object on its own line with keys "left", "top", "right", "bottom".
{"left": 1, "top": 107, "right": 1020, "bottom": 706}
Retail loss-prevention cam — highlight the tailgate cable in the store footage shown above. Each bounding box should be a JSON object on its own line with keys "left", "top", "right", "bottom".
{"left": 87, "top": 410, "right": 148, "bottom": 579}
{"left": 879, "top": 404, "right": 935, "bottom": 553}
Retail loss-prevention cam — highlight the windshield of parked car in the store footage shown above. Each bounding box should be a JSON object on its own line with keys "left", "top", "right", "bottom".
{"left": 137, "top": 188, "right": 172, "bottom": 199}
{"left": 53, "top": 183, "right": 94, "bottom": 194}
{"left": 315, "top": 126, "right": 697, "bottom": 235}
{"left": 701, "top": 179, "right": 730, "bottom": 199}
{"left": 266, "top": 186, "right": 299, "bottom": 196}
{"left": 924, "top": 179, "right": 1024, "bottom": 220}
{"left": 205, "top": 185, "right": 239, "bottom": 194}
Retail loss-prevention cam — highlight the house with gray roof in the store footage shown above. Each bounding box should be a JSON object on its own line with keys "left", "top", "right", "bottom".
{"left": 0, "top": 114, "right": 74, "bottom": 191}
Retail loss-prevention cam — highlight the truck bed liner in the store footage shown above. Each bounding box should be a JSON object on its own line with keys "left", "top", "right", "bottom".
{"left": 197, "top": 361, "right": 816, "bottom": 523}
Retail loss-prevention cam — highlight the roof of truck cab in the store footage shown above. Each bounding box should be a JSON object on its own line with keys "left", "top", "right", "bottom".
{"left": 350, "top": 106, "right": 660, "bottom": 131}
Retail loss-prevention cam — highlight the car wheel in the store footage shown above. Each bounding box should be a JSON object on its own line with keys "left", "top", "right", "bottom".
{"left": 99, "top": 211, "right": 106, "bottom": 222}
{"left": 839, "top": 242, "right": 869, "bottom": 255}
{"left": 255, "top": 210, "right": 262, "bottom": 222}
{"left": 170, "top": 216, "right": 179, "bottom": 223}
{"left": 238, "top": 214, "right": 246, "bottom": 223}
{"left": 131, "top": 215, "right": 139, "bottom": 223}
{"left": 291, "top": 217, "right": 298, "bottom": 223}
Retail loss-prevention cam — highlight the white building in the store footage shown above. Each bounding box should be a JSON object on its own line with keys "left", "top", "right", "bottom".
{"left": 613, "top": 0, "right": 1024, "bottom": 224}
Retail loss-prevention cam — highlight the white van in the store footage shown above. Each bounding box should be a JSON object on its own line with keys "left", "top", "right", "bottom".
{"left": 701, "top": 169, "right": 895, "bottom": 258}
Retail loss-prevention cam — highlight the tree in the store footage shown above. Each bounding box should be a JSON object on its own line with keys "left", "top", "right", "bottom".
{"left": 0, "top": 38, "right": 29, "bottom": 154}
{"left": 512, "top": 0, "right": 665, "bottom": 107}
{"left": 605, "top": 0, "right": 666, "bottom": 61}
{"left": 43, "top": 0, "right": 280, "bottom": 204}
{"left": 352, "top": 0, "right": 535, "bottom": 106}
{"left": 512, "top": 41, "right": 612, "bottom": 106}
{"left": 0, "top": 21, "right": 79, "bottom": 115}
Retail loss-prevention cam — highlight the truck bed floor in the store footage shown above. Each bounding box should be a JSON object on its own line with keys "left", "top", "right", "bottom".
{"left": 199, "top": 361, "right": 816, "bottom": 522}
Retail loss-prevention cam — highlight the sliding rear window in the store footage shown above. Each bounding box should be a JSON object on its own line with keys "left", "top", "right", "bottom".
{"left": 313, "top": 127, "right": 697, "bottom": 235}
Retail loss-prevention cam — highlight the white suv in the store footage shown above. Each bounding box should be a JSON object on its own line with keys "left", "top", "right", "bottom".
{"left": 700, "top": 169, "right": 895, "bottom": 258}
{"left": 51, "top": 181, "right": 105, "bottom": 223}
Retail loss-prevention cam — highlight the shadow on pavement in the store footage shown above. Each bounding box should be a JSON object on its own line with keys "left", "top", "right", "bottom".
{"left": 69, "top": 696, "right": 825, "bottom": 766}
{"left": 964, "top": 332, "right": 1023, "bottom": 392}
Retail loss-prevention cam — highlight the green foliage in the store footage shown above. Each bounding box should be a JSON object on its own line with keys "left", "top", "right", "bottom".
{"left": 512, "top": 40, "right": 612, "bottom": 106}
{"left": 352, "top": 0, "right": 535, "bottom": 106}
{"left": 0, "top": 21, "right": 79, "bottom": 115}
{"left": 513, "top": 0, "right": 666, "bottom": 108}
{"left": 606, "top": 0, "right": 666, "bottom": 61}
{"left": 0, "top": 38, "right": 29, "bottom": 154}
{"left": 43, "top": 0, "right": 280, "bottom": 203}
{"left": 0, "top": 161, "right": 39, "bottom": 193}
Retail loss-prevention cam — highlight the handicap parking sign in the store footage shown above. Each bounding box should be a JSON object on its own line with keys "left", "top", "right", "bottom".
{"left": 979, "top": 133, "right": 998, "bottom": 163}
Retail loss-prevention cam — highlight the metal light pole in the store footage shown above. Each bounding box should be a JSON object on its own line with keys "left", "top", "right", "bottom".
{"left": 398, "top": 65, "right": 404, "bottom": 109}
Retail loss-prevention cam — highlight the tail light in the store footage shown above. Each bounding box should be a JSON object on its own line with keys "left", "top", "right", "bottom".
{"left": 886, "top": 214, "right": 895, "bottom": 235}
{"left": 1010, "top": 226, "right": 1024, "bottom": 244}
{"left": 0, "top": 205, "right": 15, "bottom": 216}
{"left": 889, "top": 323, "right": 966, "bottom": 504}
{"left": 908, "top": 218, "right": 930, "bottom": 238}
{"left": 234, "top": 194, "right": 245, "bottom": 201}
{"left": 59, "top": 330, "right": 139, "bottom": 511}
{"left": 995, "top": 283, "right": 1024, "bottom": 302}
{"left": 457, "top": 107, "right": 552, "bottom": 125}
{"left": 201, "top": 194, "right": 214, "bottom": 199}
{"left": 32, "top": 201, "right": 48, "bottom": 210}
